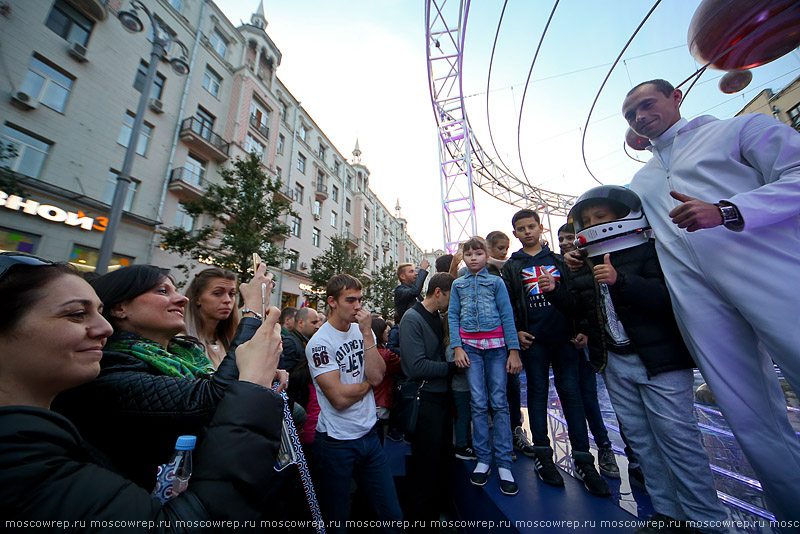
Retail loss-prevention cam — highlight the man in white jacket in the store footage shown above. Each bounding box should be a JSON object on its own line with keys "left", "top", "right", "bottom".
{"left": 620, "top": 79, "right": 800, "bottom": 525}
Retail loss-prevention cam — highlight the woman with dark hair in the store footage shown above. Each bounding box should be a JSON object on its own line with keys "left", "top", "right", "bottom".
{"left": 0, "top": 252, "right": 285, "bottom": 526}
{"left": 53, "top": 263, "right": 284, "bottom": 490}
{"left": 184, "top": 267, "right": 239, "bottom": 368}
{"left": 371, "top": 316, "right": 402, "bottom": 444}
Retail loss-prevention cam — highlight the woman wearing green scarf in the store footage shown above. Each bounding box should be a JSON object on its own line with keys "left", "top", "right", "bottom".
{"left": 53, "top": 263, "right": 282, "bottom": 490}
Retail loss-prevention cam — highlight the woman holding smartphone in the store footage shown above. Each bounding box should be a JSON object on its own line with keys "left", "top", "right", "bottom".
{"left": 0, "top": 252, "right": 285, "bottom": 525}
{"left": 53, "top": 263, "right": 284, "bottom": 490}
{"left": 184, "top": 267, "right": 241, "bottom": 367}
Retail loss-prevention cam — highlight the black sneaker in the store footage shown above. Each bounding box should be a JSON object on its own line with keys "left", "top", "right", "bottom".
{"left": 513, "top": 426, "right": 536, "bottom": 457}
{"left": 470, "top": 469, "right": 490, "bottom": 486}
{"left": 454, "top": 446, "right": 477, "bottom": 460}
{"left": 574, "top": 460, "right": 611, "bottom": 497}
{"left": 628, "top": 464, "right": 648, "bottom": 493}
{"left": 597, "top": 446, "right": 620, "bottom": 478}
{"left": 499, "top": 479, "right": 519, "bottom": 496}
{"left": 533, "top": 451, "right": 565, "bottom": 487}
{"left": 386, "top": 428, "right": 404, "bottom": 442}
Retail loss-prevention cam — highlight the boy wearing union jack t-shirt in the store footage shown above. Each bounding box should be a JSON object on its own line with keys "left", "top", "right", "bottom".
{"left": 501, "top": 209, "right": 610, "bottom": 497}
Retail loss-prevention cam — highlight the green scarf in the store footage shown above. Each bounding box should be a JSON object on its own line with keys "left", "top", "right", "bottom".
{"left": 105, "top": 332, "right": 215, "bottom": 379}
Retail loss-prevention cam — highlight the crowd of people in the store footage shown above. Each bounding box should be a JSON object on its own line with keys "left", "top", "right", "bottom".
{"left": 1, "top": 78, "right": 799, "bottom": 534}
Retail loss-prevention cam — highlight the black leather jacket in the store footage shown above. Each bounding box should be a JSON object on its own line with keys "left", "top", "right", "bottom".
{"left": 1, "top": 381, "right": 283, "bottom": 532}
{"left": 52, "top": 317, "right": 261, "bottom": 489}
{"left": 544, "top": 241, "right": 694, "bottom": 376}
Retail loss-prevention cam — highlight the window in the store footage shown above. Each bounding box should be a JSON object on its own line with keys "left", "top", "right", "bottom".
{"left": 287, "top": 250, "right": 298, "bottom": 271}
{"left": 184, "top": 154, "right": 207, "bottom": 186}
{"left": 102, "top": 171, "right": 138, "bottom": 211}
{"left": 174, "top": 203, "right": 194, "bottom": 231}
{"left": 133, "top": 60, "right": 166, "bottom": 100}
{"left": 331, "top": 185, "right": 339, "bottom": 202}
{"left": 789, "top": 103, "right": 800, "bottom": 130}
{"left": 117, "top": 112, "right": 152, "bottom": 156}
{"left": 280, "top": 101, "right": 288, "bottom": 123}
{"left": 364, "top": 207, "right": 370, "bottom": 227}
{"left": 202, "top": 66, "right": 221, "bottom": 97}
{"left": 20, "top": 56, "right": 74, "bottom": 113}
{"left": 194, "top": 107, "right": 215, "bottom": 140}
{"left": 277, "top": 134, "right": 284, "bottom": 155}
{"left": 330, "top": 210, "right": 337, "bottom": 227}
{"left": 210, "top": 29, "right": 228, "bottom": 58}
{"left": 345, "top": 197, "right": 351, "bottom": 214}
{"left": 318, "top": 145, "right": 326, "bottom": 160}
{"left": 294, "top": 184, "right": 304, "bottom": 205}
{"left": 334, "top": 160, "right": 340, "bottom": 177}
{"left": 244, "top": 134, "right": 265, "bottom": 160}
{"left": 312, "top": 227, "right": 320, "bottom": 247}
{"left": 357, "top": 172, "right": 363, "bottom": 191}
{"left": 316, "top": 169, "right": 325, "bottom": 188}
{"left": 298, "top": 124, "right": 307, "bottom": 143}
{"left": 346, "top": 173, "right": 353, "bottom": 190}
{"left": 147, "top": 17, "right": 175, "bottom": 55}
{"left": 69, "top": 244, "right": 133, "bottom": 272}
{"left": 290, "top": 215, "right": 301, "bottom": 237}
{"left": 276, "top": 166, "right": 282, "bottom": 180}
{"left": 45, "top": 0, "right": 93, "bottom": 46}
{"left": 313, "top": 199, "right": 321, "bottom": 217}
{"left": 1, "top": 124, "right": 52, "bottom": 178}
{"left": 0, "top": 226, "right": 40, "bottom": 254}
{"left": 297, "top": 153, "right": 306, "bottom": 173}
{"left": 250, "top": 100, "right": 269, "bottom": 128}
{"left": 363, "top": 229, "right": 369, "bottom": 243}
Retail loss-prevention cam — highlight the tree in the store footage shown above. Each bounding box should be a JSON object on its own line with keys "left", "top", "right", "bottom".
{"left": 161, "top": 152, "right": 293, "bottom": 283}
{"left": 364, "top": 263, "right": 397, "bottom": 319}
{"left": 0, "top": 141, "right": 21, "bottom": 195}
{"left": 307, "top": 235, "right": 366, "bottom": 307}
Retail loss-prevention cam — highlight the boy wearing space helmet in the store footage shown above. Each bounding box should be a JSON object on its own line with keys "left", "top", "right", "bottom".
{"left": 539, "top": 185, "right": 727, "bottom": 533}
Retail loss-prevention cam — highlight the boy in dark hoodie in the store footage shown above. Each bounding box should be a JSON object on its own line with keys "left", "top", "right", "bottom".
{"left": 540, "top": 186, "right": 726, "bottom": 532}
{"left": 501, "top": 209, "right": 609, "bottom": 497}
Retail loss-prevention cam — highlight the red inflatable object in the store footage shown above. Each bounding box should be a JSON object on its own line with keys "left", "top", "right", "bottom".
{"left": 718, "top": 69, "right": 753, "bottom": 93}
{"left": 688, "top": 0, "right": 800, "bottom": 70}
{"left": 625, "top": 128, "right": 651, "bottom": 151}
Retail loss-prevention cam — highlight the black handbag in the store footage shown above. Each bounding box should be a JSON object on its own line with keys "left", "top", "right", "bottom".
{"left": 395, "top": 379, "right": 426, "bottom": 436}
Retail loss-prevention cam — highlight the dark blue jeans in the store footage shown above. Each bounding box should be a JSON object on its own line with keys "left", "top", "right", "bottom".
{"left": 522, "top": 342, "right": 590, "bottom": 453}
{"left": 314, "top": 428, "right": 403, "bottom": 533}
{"left": 578, "top": 355, "right": 611, "bottom": 447}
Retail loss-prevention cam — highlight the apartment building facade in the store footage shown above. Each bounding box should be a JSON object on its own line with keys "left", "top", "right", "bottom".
{"left": 0, "top": 0, "right": 423, "bottom": 308}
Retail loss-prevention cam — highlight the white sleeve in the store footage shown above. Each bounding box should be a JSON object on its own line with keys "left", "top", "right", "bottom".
{"left": 306, "top": 334, "right": 338, "bottom": 379}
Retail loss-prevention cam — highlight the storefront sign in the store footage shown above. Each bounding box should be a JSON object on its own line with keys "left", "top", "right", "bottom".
{"left": 0, "top": 190, "right": 107, "bottom": 232}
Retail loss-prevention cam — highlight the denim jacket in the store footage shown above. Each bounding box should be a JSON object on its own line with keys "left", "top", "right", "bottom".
{"left": 448, "top": 268, "right": 520, "bottom": 350}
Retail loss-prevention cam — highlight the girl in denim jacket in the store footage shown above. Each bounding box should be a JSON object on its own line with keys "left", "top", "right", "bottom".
{"left": 449, "top": 237, "right": 522, "bottom": 496}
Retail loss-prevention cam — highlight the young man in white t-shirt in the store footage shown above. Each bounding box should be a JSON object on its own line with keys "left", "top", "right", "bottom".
{"left": 306, "top": 273, "right": 402, "bottom": 533}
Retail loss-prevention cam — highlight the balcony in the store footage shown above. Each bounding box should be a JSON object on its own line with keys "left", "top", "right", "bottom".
{"left": 249, "top": 114, "right": 270, "bottom": 140}
{"left": 168, "top": 167, "right": 208, "bottom": 198}
{"left": 179, "top": 117, "right": 230, "bottom": 162}
{"left": 314, "top": 181, "right": 328, "bottom": 201}
{"left": 342, "top": 231, "right": 359, "bottom": 249}
{"left": 273, "top": 183, "right": 293, "bottom": 205}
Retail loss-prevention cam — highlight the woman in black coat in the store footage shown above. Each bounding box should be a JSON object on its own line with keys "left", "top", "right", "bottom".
{"left": 0, "top": 253, "right": 285, "bottom": 529}
{"left": 53, "top": 263, "right": 286, "bottom": 489}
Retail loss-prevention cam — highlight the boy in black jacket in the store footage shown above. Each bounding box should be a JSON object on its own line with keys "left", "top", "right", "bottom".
{"left": 501, "top": 209, "right": 609, "bottom": 497}
{"left": 540, "top": 186, "right": 727, "bottom": 532}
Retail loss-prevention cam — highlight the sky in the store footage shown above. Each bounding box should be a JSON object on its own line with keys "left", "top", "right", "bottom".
{"left": 215, "top": 0, "right": 800, "bottom": 252}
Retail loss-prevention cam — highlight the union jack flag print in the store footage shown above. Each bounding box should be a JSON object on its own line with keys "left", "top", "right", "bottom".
{"left": 522, "top": 265, "right": 561, "bottom": 295}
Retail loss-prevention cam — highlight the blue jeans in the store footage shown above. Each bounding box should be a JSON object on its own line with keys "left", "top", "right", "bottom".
{"left": 522, "top": 342, "right": 590, "bottom": 453}
{"left": 464, "top": 345, "right": 513, "bottom": 469}
{"left": 313, "top": 428, "right": 403, "bottom": 533}
{"left": 578, "top": 354, "right": 610, "bottom": 447}
{"left": 603, "top": 351, "right": 727, "bottom": 528}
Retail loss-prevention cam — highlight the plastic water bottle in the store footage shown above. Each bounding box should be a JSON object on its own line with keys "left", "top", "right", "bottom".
{"left": 151, "top": 435, "right": 196, "bottom": 503}
{"left": 170, "top": 435, "right": 195, "bottom": 495}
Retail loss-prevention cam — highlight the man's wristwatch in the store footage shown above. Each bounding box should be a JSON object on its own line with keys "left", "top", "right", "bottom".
{"left": 715, "top": 201, "right": 743, "bottom": 229}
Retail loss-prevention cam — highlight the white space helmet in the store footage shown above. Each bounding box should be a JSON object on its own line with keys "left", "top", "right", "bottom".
{"left": 569, "top": 185, "right": 651, "bottom": 257}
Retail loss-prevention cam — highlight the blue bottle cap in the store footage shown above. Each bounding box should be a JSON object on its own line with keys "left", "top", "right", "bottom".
{"left": 175, "top": 435, "right": 197, "bottom": 450}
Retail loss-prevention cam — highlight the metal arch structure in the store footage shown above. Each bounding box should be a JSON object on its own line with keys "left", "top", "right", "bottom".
{"left": 426, "top": 0, "right": 578, "bottom": 252}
